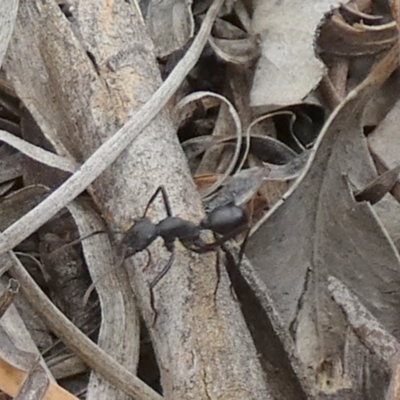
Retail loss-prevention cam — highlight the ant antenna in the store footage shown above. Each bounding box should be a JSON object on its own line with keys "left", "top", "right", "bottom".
{"left": 47, "top": 230, "right": 121, "bottom": 260}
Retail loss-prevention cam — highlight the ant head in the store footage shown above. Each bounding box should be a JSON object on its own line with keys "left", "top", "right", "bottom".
{"left": 122, "top": 217, "right": 158, "bottom": 256}
{"left": 200, "top": 205, "right": 248, "bottom": 235}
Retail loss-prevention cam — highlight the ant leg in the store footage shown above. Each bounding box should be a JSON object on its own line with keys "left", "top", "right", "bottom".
{"left": 142, "top": 185, "right": 173, "bottom": 217}
{"left": 237, "top": 226, "right": 251, "bottom": 269}
{"left": 82, "top": 251, "right": 127, "bottom": 306}
{"left": 185, "top": 224, "right": 248, "bottom": 254}
{"left": 228, "top": 226, "right": 251, "bottom": 302}
{"left": 229, "top": 280, "right": 238, "bottom": 302}
{"left": 220, "top": 227, "right": 251, "bottom": 302}
{"left": 149, "top": 251, "right": 175, "bottom": 325}
{"left": 141, "top": 249, "right": 153, "bottom": 272}
{"left": 213, "top": 249, "right": 221, "bottom": 301}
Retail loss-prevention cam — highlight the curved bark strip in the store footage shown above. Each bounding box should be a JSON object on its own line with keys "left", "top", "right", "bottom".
{"left": 4, "top": 0, "right": 272, "bottom": 398}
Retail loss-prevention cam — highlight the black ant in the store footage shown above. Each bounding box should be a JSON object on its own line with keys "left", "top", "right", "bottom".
{"left": 120, "top": 185, "right": 249, "bottom": 323}
{"left": 49, "top": 186, "right": 249, "bottom": 323}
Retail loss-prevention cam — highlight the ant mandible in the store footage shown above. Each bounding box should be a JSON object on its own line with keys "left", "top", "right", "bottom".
{"left": 120, "top": 185, "right": 248, "bottom": 323}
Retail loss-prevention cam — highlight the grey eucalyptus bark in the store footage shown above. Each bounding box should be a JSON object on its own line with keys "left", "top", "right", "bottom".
{"left": 4, "top": 0, "right": 271, "bottom": 398}
{"left": 0, "top": 0, "right": 19, "bottom": 67}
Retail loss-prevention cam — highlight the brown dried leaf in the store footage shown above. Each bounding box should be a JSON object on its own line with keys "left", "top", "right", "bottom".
{"left": 318, "top": 13, "right": 396, "bottom": 56}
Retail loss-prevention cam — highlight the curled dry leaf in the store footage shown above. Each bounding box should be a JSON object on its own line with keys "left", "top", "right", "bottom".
{"left": 66, "top": 199, "right": 140, "bottom": 400}
{"left": 146, "top": 0, "right": 194, "bottom": 58}
{"left": 245, "top": 112, "right": 298, "bottom": 162}
{"left": 208, "top": 36, "right": 260, "bottom": 65}
{"left": 182, "top": 132, "right": 296, "bottom": 166}
{"left": 212, "top": 16, "right": 249, "bottom": 39}
{"left": 246, "top": 134, "right": 296, "bottom": 164}
{"left": 318, "top": 12, "right": 396, "bottom": 56}
{"left": 185, "top": 106, "right": 314, "bottom": 216}
{"left": 206, "top": 13, "right": 260, "bottom": 65}
{"left": 176, "top": 91, "right": 242, "bottom": 198}
{"left": 201, "top": 150, "right": 309, "bottom": 215}
{"left": 182, "top": 135, "right": 217, "bottom": 163}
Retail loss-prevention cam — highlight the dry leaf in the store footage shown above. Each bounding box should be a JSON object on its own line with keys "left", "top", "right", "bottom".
{"left": 208, "top": 36, "right": 260, "bottom": 65}
{"left": 147, "top": 0, "right": 194, "bottom": 58}
{"left": 246, "top": 48, "right": 400, "bottom": 396}
{"left": 318, "top": 13, "right": 396, "bottom": 56}
{"left": 251, "top": 0, "right": 347, "bottom": 108}
{"left": 354, "top": 164, "right": 400, "bottom": 205}
{"left": 368, "top": 96, "right": 400, "bottom": 201}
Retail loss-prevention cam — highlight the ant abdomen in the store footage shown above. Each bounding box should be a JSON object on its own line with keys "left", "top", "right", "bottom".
{"left": 200, "top": 205, "right": 247, "bottom": 235}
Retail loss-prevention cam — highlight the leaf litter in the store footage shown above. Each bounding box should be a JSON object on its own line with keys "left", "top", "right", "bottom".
{"left": 1, "top": 0, "right": 400, "bottom": 399}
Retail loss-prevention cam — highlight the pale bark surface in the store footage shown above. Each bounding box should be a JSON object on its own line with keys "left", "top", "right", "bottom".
{"left": 2, "top": 0, "right": 270, "bottom": 399}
